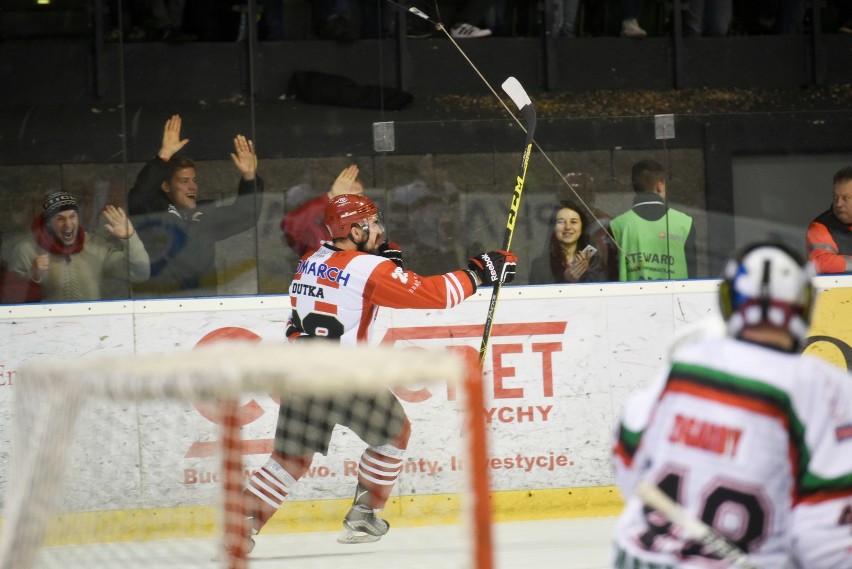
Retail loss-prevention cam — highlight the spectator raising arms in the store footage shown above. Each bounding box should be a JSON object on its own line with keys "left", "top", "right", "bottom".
{"left": 128, "top": 114, "right": 264, "bottom": 298}
{"left": 806, "top": 166, "right": 852, "bottom": 274}
{"left": 280, "top": 164, "right": 364, "bottom": 258}
{"left": 8, "top": 191, "right": 149, "bottom": 302}
{"left": 529, "top": 199, "right": 605, "bottom": 284}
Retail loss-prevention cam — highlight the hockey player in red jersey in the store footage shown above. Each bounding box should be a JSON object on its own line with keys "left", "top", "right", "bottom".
{"left": 242, "top": 194, "right": 517, "bottom": 547}
{"left": 612, "top": 242, "right": 852, "bottom": 568}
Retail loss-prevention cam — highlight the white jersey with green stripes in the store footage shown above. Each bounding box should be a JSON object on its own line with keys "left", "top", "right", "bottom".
{"left": 612, "top": 336, "right": 852, "bottom": 569}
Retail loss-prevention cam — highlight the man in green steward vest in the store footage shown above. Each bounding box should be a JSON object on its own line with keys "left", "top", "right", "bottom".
{"left": 610, "top": 159, "right": 696, "bottom": 280}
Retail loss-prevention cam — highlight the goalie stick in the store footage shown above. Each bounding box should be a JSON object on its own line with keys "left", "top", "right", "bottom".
{"left": 635, "top": 480, "right": 760, "bottom": 569}
{"left": 478, "top": 77, "right": 536, "bottom": 366}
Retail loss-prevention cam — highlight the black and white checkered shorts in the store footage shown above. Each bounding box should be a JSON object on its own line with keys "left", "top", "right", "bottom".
{"left": 273, "top": 390, "right": 406, "bottom": 456}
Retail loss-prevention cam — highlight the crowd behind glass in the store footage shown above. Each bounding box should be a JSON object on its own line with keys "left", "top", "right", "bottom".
{"left": 1, "top": 129, "right": 848, "bottom": 304}
{"left": 3, "top": 0, "right": 852, "bottom": 303}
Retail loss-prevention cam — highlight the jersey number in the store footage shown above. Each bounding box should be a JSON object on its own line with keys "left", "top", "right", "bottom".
{"left": 298, "top": 312, "right": 345, "bottom": 338}
{"left": 639, "top": 472, "right": 767, "bottom": 558}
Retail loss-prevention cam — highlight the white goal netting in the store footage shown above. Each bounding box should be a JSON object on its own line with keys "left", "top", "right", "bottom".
{"left": 0, "top": 341, "right": 490, "bottom": 569}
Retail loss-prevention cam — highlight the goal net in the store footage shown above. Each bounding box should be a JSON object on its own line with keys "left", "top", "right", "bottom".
{"left": 0, "top": 342, "right": 491, "bottom": 569}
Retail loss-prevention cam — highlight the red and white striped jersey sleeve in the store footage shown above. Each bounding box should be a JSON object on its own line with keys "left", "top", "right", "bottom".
{"left": 364, "top": 261, "right": 476, "bottom": 310}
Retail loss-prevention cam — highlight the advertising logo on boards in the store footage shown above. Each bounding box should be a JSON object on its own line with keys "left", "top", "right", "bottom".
{"left": 184, "top": 321, "right": 568, "bottom": 459}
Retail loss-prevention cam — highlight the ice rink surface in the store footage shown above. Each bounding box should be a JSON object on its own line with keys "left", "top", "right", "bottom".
{"left": 251, "top": 516, "right": 617, "bottom": 569}
{"left": 252, "top": 518, "right": 615, "bottom": 569}
{"left": 34, "top": 516, "right": 617, "bottom": 568}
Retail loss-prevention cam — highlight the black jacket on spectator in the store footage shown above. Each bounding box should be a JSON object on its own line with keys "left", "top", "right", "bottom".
{"left": 128, "top": 156, "right": 264, "bottom": 298}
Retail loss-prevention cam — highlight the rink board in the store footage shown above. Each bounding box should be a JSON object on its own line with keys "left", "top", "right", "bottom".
{"left": 34, "top": 486, "right": 622, "bottom": 546}
{"left": 1, "top": 277, "right": 850, "bottom": 541}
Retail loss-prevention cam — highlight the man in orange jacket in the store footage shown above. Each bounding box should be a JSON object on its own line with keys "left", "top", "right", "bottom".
{"left": 806, "top": 166, "right": 852, "bottom": 274}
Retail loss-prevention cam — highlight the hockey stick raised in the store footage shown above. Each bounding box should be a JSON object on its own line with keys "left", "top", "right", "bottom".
{"left": 385, "top": 0, "right": 622, "bottom": 257}
{"left": 477, "top": 77, "right": 536, "bottom": 367}
{"left": 635, "top": 480, "right": 760, "bottom": 569}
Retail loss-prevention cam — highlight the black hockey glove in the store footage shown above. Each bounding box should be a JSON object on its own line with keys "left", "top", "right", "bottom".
{"left": 377, "top": 240, "right": 404, "bottom": 269}
{"left": 467, "top": 250, "right": 517, "bottom": 286}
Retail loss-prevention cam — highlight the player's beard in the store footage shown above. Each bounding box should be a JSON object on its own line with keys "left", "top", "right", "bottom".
{"left": 356, "top": 234, "right": 375, "bottom": 254}
{"left": 350, "top": 231, "right": 373, "bottom": 254}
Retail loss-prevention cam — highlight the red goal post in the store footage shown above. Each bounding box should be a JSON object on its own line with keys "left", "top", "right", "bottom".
{"left": 0, "top": 342, "right": 491, "bottom": 569}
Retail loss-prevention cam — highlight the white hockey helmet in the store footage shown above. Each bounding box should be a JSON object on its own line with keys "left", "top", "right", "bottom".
{"left": 719, "top": 242, "right": 815, "bottom": 345}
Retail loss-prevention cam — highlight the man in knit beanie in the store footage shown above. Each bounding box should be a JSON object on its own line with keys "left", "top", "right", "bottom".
{"left": 42, "top": 191, "right": 79, "bottom": 220}
{"left": 7, "top": 191, "right": 150, "bottom": 302}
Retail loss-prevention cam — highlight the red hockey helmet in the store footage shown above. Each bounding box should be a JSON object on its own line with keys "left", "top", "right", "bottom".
{"left": 324, "top": 194, "right": 380, "bottom": 240}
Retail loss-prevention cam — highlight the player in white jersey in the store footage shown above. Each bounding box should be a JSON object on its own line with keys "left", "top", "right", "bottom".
{"left": 612, "top": 242, "right": 852, "bottom": 568}
{"left": 241, "top": 194, "right": 518, "bottom": 547}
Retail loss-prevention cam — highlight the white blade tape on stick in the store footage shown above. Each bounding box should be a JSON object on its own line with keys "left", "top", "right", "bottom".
{"left": 385, "top": 0, "right": 619, "bottom": 257}
{"left": 501, "top": 77, "right": 532, "bottom": 113}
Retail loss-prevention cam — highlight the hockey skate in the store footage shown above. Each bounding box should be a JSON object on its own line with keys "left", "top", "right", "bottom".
{"left": 337, "top": 504, "right": 390, "bottom": 544}
{"left": 215, "top": 535, "right": 255, "bottom": 560}
{"left": 217, "top": 517, "right": 257, "bottom": 559}
{"left": 242, "top": 516, "right": 258, "bottom": 553}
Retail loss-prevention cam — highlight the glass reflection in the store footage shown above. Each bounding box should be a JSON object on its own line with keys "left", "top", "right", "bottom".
{"left": 2, "top": 2, "right": 852, "bottom": 305}
{"left": 126, "top": 116, "right": 263, "bottom": 298}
